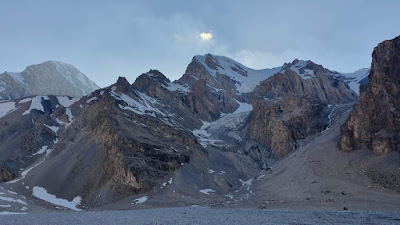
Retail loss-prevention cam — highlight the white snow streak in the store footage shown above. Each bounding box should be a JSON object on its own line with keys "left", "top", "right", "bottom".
{"left": 199, "top": 189, "right": 216, "bottom": 195}
{"left": 132, "top": 196, "right": 148, "bottom": 204}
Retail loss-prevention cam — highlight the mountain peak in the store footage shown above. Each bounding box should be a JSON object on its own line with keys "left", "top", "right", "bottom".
{"left": 183, "top": 53, "right": 283, "bottom": 94}
{"left": 0, "top": 60, "right": 99, "bottom": 100}
{"left": 142, "top": 69, "right": 171, "bottom": 84}
{"left": 116, "top": 76, "right": 130, "bottom": 86}
{"left": 114, "top": 76, "right": 131, "bottom": 93}
{"left": 27, "top": 60, "right": 76, "bottom": 71}
{"left": 281, "top": 59, "right": 326, "bottom": 80}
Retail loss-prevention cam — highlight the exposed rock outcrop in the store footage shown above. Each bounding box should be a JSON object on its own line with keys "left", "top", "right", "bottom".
{"left": 0, "top": 162, "right": 17, "bottom": 182}
{"left": 0, "top": 96, "right": 74, "bottom": 182}
{"left": 250, "top": 60, "right": 357, "bottom": 158}
{"left": 15, "top": 79, "right": 204, "bottom": 206}
{"left": 340, "top": 35, "right": 400, "bottom": 154}
{"left": 0, "top": 53, "right": 366, "bottom": 209}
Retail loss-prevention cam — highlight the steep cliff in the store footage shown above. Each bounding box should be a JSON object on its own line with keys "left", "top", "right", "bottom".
{"left": 250, "top": 60, "right": 357, "bottom": 157}
{"left": 340, "top": 35, "right": 400, "bottom": 154}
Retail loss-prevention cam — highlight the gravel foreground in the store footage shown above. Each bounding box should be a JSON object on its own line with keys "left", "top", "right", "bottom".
{"left": 1, "top": 207, "right": 400, "bottom": 225}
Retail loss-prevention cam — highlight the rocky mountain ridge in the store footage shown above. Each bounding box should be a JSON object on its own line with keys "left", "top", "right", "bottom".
{"left": 1, "top": 47, "right": 395, "bottom": 213}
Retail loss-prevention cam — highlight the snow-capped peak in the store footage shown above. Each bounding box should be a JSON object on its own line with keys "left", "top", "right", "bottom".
{"left": 22, "top": 60, "right": 99, "bottom": 97}
{"left": 193, "top": 54, "right": 282, "bottom": 94}
{"left": 280, "top": 59, "right": 318, "bottom": 80}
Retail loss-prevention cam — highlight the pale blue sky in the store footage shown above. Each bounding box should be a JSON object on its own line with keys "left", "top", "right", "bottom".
{"left": 1, "top": 0, "right": 399, "bottom": 87}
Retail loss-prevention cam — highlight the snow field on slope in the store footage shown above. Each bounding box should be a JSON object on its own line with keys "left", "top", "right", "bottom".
{"left": 195, "top": 55, "right": 282, "bottom": 94}
{"left": 22, "top": 96, "right": 46, "bottom": 115}
{"left": 32, "top": 186, "right": 82, "bottom": 211}
{"left": 57, "top": 96, "right": 79, "bottom": 107}
{"left": 0, "top": 101, "right": 19, "bottom": 118}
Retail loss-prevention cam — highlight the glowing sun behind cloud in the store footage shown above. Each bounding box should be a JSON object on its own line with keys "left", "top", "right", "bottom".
{"left": 200, "top": 32, "right": 213, "bottom": 41}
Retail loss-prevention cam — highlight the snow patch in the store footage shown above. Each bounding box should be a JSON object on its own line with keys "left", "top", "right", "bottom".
{"left": 0, "top": 196, "right": 27, "bottom": 205}
{"left": 110, "top": 88, "right": 175, "bottom": 126}
{"left": 233, "top": 100, "right": 253, "bottom": 114}
{"left": 8, "top": 159, "right": 45, "bottom": 184}
{"left": 289, "top": 60, "right": 316, "bottom": 80}
{"left": 163, "top": 83, "right": 189, "bottom": 93}
{"left": 57, "top": 96, "right": 78, "bottom": 107}
{"left": 65, "top": 108, "right": 74, "bottom": 127}
{"left": 44, "top": 124, "right": 59, "bottom": 134}
{"left": 32, "top": 146, "right": 48, "bottom": 156}
{"left": 341, "top": 68, "right": 370, "bottom": 95}
{"left": 225, "top": 193, "right": 234, "bottom": 200}
{"left": 0, "top": 101, "right": 19, "bottom": 119}
{"left": 192, "top": 121, "right": 223, "bottom": 148}
{"left": 162, "top": 178, "right": 173, "bottom": 187}
{"left": 22, "top": 96, "right": 46, "bottom": 115}
{"left": 7, "top": 190, "right": 17, "bottom": 195}
{"left": 86, "top": 97, "right": 98, "bottom": 104}
{"left": 32, "top": 186, "right": 82, "bottom": 211}
{"left": 132, "top": 196, "right": 148, "bottom": 204}
{"left": 239, "top": 178, "right": 254, "bottom": 198}
{"left": 199, "top": 189, "right": 216, "bottom": 195}
{"left": 18, "top": 98, "right": 33, "bottom": 103}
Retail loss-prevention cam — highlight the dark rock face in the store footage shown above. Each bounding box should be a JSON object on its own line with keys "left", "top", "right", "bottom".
{"left": 0, "top": 54, "right": 363, "bottom": 208}
{"left": 179, "top": 55, "right": 227, "bottom": 91}
{"left": 250, "top": 94, "right": 328, "bottom": 158}
{"left": 18, "top": 81, "right": 204, "bottom": 205}
{"left": 271, "top": 62, "right": 357, "bottom": 104}
{"left": 0, "top": 96, "right": 68, "bottom": 182}
{"left": 184, "top": 79, "right": 238, "bottom": 121}
{"left": 250, "top": 61, "right": 357, "bottom": 158}
{"left": 0, "top": 162, "right": 17, "bottom": 182}
{"left": 340, "top": 35, "right": 400, "bottom": 154}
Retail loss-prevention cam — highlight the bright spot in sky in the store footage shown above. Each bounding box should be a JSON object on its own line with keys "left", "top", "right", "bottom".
{"left": 200, "top": 32, "right": 213, "bottom": 41}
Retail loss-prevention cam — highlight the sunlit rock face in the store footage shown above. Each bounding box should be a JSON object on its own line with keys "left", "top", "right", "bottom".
{"left": 0, "top": 61, "right": 99, "bottom": 100}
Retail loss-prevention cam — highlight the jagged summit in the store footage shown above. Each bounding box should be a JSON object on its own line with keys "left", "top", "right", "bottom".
{"left": 0, "top": 48, "right": 387, "bottom": 213}
{"left": 114, "top": 76, "right": 131, "bottom": 93}
{"left": 143, "top": 69, "right": 171, "bottom": 84}
{"left": 181, "top": 53, "right": 282, "bottom": 95}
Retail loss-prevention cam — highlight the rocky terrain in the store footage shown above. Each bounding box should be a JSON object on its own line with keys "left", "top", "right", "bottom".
{"left": 1, "top": 35, "right": 400, "bottom": 215}
{"left": 249, "top": 60, "right": 357, "bottom": 157}
{"left": 340, "top": 35, "right": 400, "bottom": 192}
{"left": 0, "top": 61, "right": 99, "bottom": 100}
{"left": 340, "top": 35, "right": 400, "bottom": 154}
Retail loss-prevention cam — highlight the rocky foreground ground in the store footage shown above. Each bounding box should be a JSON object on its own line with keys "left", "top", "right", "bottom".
{"left": 1, "top": 207, "right": 400, "bottom": 225}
